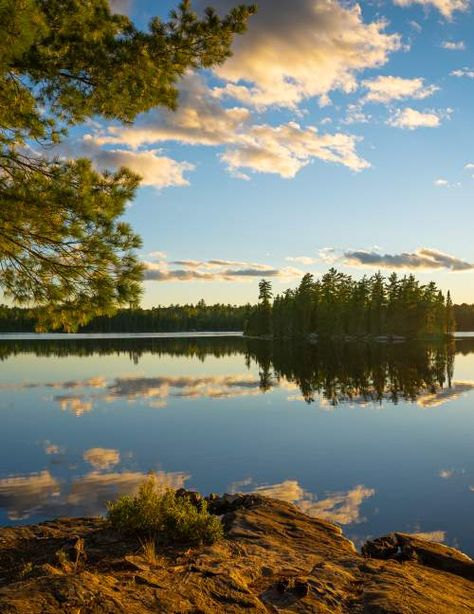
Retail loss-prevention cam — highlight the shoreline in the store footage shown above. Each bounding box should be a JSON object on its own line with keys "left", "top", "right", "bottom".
{"left": 1, "top": 492, "right": 473, "bottom": 612}
{"left": 244, "top": 332, "right": 455, "bottom": 343}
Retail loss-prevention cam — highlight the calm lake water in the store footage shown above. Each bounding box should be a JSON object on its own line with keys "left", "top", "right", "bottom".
{"left": 1, "top": 333, "right": 474, "bottom": 554}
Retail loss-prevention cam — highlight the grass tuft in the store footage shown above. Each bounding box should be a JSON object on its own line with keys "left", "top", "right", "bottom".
{"left": 107, "top": 476, "right": 223, "bottom": 545}
{"left": 139, "top": 537, "right": 160, "bottom": 566}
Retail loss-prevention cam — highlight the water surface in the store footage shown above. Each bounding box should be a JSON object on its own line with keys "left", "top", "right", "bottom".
{"left": 1, "top": 334, "right": 473, "bottom": 554}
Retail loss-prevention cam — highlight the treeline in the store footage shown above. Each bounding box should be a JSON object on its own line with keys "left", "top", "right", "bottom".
{"left": 453, "top": 304, "right": 474, "bottom": 331}
{"left": 246, "top": 269, "right": 456, "bottom": 339}
{"left": 0, "top": 302, "right": 251, "bottom": 333}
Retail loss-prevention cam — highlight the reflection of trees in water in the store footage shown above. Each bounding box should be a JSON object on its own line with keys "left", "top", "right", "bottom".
{"left": 246, "top": 339, "right": 458, "bottom": 406}
{"left": 0, "top": 337, "right": 247, "bottom": 364}
{"left": 1, "top": 336, "right": 471, "bottom": 406}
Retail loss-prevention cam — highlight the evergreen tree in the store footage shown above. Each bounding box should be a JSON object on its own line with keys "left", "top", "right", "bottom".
{"left": 0, "top": 0, "right": 255, "bottom": 330}
{"left": 445, "top": 291, "right": 456, "bottom": 334}
{"left": 246, "top": 270, "right": 454, "bottom": 340}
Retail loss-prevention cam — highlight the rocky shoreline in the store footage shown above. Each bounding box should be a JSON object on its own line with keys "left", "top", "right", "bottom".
{"left": 1, "top": 493, "right": 473, "bottom": 612}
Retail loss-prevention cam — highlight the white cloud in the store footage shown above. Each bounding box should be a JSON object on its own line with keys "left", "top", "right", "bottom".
{"left": 144, "top": 256, "right": 303, "bottom": 282}
{"left": 148, "top": 251, "right": 167, "bottom": 261}
{"left": 93, "top": 75, "right": 250, "bottom": 149}
{"left": 442, "top": 40, "right": 466, "bottom": 50}
{"left": 409, "top": 20, "right": 423, "bottom": 31}
{"left": 451, "top": 67, "right": 474, "bottom": 78}
{"left": 362, "top": 76, "right": 438, "bottom": 104}
{"left": 220, "top": 122, "right": 370, "bottom": 177}
{"left": 393, "top": 0, "right": 470, "bottom": 19}
{"left": 81, "top": 137, "right": 194, "bottom": 189}
{"left": 286, "top": 256, "right": 318, "bottom": 265}
{"left": 205, "top": 0, "right": 400, "bottom": 109}
{"left": 342, "top": 248, "right": 474, "bottom": 271}
{"left": 387, "top": 107, "right": 448, "bottom": 129}
{"left": 434, "top": 178, "right": 460, "bottom": 188}
{"left": 343, "top": 104, "right": 372, "bottom": 125}
{"left": 91, "top": 76, "right": 370, "bottom": 178}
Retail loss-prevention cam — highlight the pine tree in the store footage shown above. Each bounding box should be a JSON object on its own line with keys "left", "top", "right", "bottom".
{"left": 0, "top": 0, "right": 255, "bottom": 330}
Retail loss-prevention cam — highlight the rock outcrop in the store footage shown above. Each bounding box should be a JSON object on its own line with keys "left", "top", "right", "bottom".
{"left": 0, "top": 494, "right": 473, "bottom": 612}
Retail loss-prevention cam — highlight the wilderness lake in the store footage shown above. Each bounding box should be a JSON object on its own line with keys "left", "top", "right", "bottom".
{"left": 1, "top": 333, "right": 474, "bottom": 555}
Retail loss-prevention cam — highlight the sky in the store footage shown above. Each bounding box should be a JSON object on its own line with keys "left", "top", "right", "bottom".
{"left": 78, "top": 0, "right": 474, "bottom": 306}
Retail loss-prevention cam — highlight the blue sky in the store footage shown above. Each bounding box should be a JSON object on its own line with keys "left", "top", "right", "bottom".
{"left": 87, "top": 0, "right": 474, "bottom": 305}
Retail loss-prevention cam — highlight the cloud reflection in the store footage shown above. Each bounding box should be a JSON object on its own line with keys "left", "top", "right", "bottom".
{"left": 231, "top": 478, "right": 375, "bottom": 525}
{"left": 83, "top": 448, "right": 121, "bottom": 470}
{"left": 410, "top": 530, "right": 446, "bottom": 543}
{"left": 0, "top": 468, "right": 189, "bottom": 521}
{"left": 0, "top": 471, "right": 60, "bottom": 521}
{"left": 416, "top": 381, "right": 474, "bottom": 408}
{"left": 46, "top": 374, "right": 262, "bottom": 413}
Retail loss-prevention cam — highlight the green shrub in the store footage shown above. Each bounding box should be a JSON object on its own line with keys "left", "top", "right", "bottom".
{"left": 107, "top": 476, "right": 223, "bottom": 545}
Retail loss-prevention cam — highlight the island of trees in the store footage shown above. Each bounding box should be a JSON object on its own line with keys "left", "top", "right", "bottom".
{"left": 245, "top": 269, "right": 456, "bottom": 339}
{"left": 0, "top": 270, "right": 468, "bottom": 336}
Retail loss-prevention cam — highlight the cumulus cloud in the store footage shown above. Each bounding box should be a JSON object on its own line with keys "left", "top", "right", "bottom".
{"left": 236, "top": 479, "right": 375, "bottom": 525}
{"left": 93, "top": 75, "right": 251, "bottom": 149}
{"left": 55, "top": 134, "right": 194, "bottom": 190}
{"left": 451, "top": 67, "right": 474, "bottom": 78}
{"left": 362, "top": 76, "right": 438, "bottom": 104}
{"left": 434, "top": 178, "right": 460, "bottom": 188}
{"left": 144, "top": 255, "right": 303, "bottom": 282}
{"left": 204, "top": 0, "right": 400, "bottom": 109}
{"left": 442, "top": 40, "right": 466, "bottom": 50}
{"left": 81, "top": 137, "right": 194, "bottom": 189}
{"left": 91, "top": 76, "right": 370, "bottom": 178}
{"left": 342, "top": 247, "right": 474, "bottom": 271}
{"left": 393, "top": 0, "right": 470, "bottom": 19}
{"left": 220, "top": 122, "right": 370, "bottom": 177}
{"left": 286, "top": 256, "right": 318, "bottom": 265}
{"left": 342, "top": 105, "right": 372, "bottom": 125}
{"left": 387, "top": 107, "right": 449, "bottom": 129}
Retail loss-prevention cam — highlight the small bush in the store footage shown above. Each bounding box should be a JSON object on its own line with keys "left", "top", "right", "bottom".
{"left": 107, "top": 476, "right": 223, "bottom": 545}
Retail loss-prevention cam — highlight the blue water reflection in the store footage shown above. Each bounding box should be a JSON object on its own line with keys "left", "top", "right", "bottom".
{"left": 0, "top": 335, "right": 473, "bottom": 554}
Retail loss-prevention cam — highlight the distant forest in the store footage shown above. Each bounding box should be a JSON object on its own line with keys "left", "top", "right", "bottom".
{"left": 0, "top": 301, "right": 252, "bottom": 333}
{"left": 246, "top": 269, "right": 456, "bottom": 339}
{"left": 1, "top": 269, "right": 473, "bottom": 335}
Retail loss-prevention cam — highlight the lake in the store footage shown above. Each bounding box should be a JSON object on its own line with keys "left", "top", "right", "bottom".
{"left": 1, "top": 333, "right": 473, "bottom": 554}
